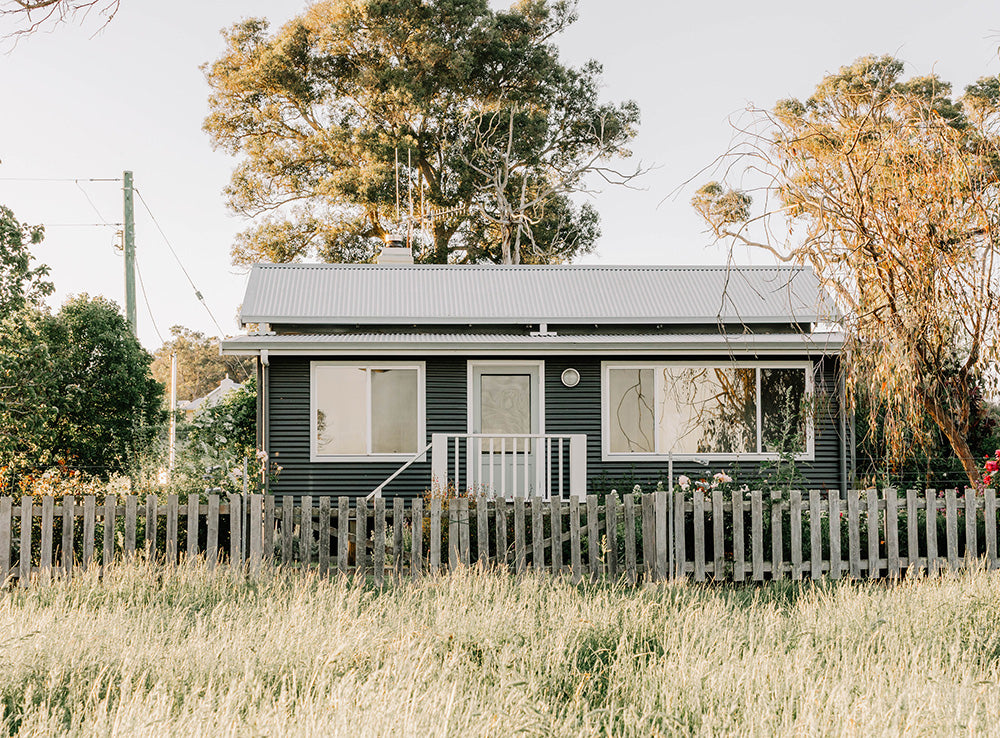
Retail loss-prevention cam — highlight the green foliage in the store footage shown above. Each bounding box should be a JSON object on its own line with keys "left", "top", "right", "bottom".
{"left": 203, "top": 0, "right": 639, "bottom": 265}
{"left": 174, "top": 377, "right": 257, "bottom": 493}
{"left": 0, "top": 205, "right": 52, "bottom": 315}
{"left": 0, "top": 294, "right": 164, "bottom": 480}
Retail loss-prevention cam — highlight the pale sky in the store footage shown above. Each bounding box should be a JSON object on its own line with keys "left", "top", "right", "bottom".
{"left": 0, "top": 0, "right": 997, "bottom": 351}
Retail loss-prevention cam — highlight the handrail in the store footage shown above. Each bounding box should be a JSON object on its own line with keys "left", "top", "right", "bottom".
{"left": 366, "top": 441, "right": 434, "bottom": 502}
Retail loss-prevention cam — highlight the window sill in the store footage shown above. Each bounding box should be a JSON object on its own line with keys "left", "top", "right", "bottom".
{"left": 601, "top": 452, "right": 815, "bottom": 464}
{"left": 310, "top": 453, "right": 428, "bottom": 464}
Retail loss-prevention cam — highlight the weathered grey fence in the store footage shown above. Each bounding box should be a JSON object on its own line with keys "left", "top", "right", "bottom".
{"left": 0, "top": 489, "right": 997, "bottom": 586}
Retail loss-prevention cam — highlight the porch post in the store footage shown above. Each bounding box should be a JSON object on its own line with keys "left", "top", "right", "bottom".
{"left": 431, "top": 434, "right": 447, "bottom": 494}
{"left": 569, "top": 434, "right": 587, "bottom": 500}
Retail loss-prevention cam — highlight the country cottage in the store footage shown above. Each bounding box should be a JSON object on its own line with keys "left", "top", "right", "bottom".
{"left": 222, "top": 253, "right": 848, "bottom": 500}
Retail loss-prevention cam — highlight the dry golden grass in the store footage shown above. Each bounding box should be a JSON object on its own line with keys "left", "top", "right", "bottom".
{"left": 1, "top": 563, "right": 999, "bottom": 736}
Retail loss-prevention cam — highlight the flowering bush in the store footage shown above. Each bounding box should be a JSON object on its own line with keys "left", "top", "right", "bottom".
{"left": 983, "top": 449, "right": 1000, "bottom": 486}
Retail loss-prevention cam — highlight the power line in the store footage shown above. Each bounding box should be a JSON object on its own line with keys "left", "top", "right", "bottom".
{"left": 134, "top": 255, "right": 164, "bottom": 345}
{"left": 44, "top": 223, "right": 121, "bottom": 228}
{"left": 75, "top": 179, "right": 115, "bottom": 227}
{"left": 133, "top": 187, "right": 226, "bottom": 338}
{"left": 0, "top": 177, "right": 121, "bottom": 182}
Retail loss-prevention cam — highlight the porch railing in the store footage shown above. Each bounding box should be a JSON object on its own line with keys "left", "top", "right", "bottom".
{"left": 430, "top": 433, "right": 586, "bottom": 500}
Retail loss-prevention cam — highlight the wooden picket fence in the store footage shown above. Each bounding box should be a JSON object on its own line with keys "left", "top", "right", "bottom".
{"left": 0, "top": 488, "right": 998, "bottom": 586}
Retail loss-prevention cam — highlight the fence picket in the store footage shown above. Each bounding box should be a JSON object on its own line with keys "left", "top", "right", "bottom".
{"left": 281, "top": 497, "right": 294, "bottom": 566}
{"left": 478, "top": 495, "right": 489, "bottom": 567}
{"left": 712, "top": 489, "right": 724, "bottom": 580}
{"left": 103, "top": 495, "right": 116, "bottom": 568}
{"left": 885, "top": 488, "right": 899, "bottom": 577}
{"left": 570, "top": 496, "right": 582, "bottom": 584}
{"left": 987, "top": 489, "right": 998, "bottom": 569}
{"left": 165, "top": 495, "right": 179, "bottom": 565}
{"left": 828, "top": 491, "right": 841, "bottom": 580}
{"left": 945, "top": 489, "right": 959, "bottom": 570}
{"left": 641, "top": 493, "right": 654, "bottom": 581}
{"left": 606, "top": 494, "right": 618, "bottom": 581}
{"left": 809, "top": 491, "right": 822, "bottom": 580}
{"left": 207, "top": 496, "right": 219, "bottom": 570}
{"left": 338, "top": 497, "right": 350, "bottom": 576}
{"left": 82, "top": 496, "right": 96, "bottom": 570}
{"left": 751, "top": 491, "right": 763, "bottom": 582}
{"left": 264, "top": 495, "right": 275, "bottom": 560}
{"left": 658, "top": 490, "right": 670, "bottom": 581}
{"left": 393, "top": 497, "right": 404, "bottom": 579}
{"left": 733, "top": 488, "right": 745, "bottom": 582}
{"left": 448, "top": 499, "right": 459, "bottom": 570}
{"left": 848, "top": 490, "right": 860, "bottom": 578}
{"left": 125, "top": 495, "right": 137, "bottom": 557}
{"left": 430, "top": 497, "right": 441, "bottom": 574}
{"left": 0, "top": 498, "right": 11, "bottom": 583}
{"left": 495, "top": 496, "right": 507, "bottom": 569}
{"left": 551, "top": 495, "right": 563, "bottom": 575}
{"left": 964, "top": 488, "right": 977, "bottom": 565}
{"left": 145, "top": 495, "right": 157, "bottom": 559}
{"left": 229, "top": 494, "right": 242, "bottom": 566}
{"left": 624, "top": 494, "right": 637, "bottom": 585}
{"left": 411, "top": 498, "right": 423, "bottom": 577}
{"left": 187, "top": 495, "right": 200, "bottom": 562}
{"left": 459, "top": 498, "right": 471, "bottom": 568}
{"left": 373, "top": 497, "right": 385, "bottom": 586}
{"left": 62, "top": 495, "right": 74, "bottom": 576}
{"left": 356, "top": 498, "right": 368, "bottom": 579}
{"left": 301, "top": 496, "right": 313, "bottom": 569}
{"left": 790, "top": 490, "right": 802, "bottom": 579}
{"left": 770, "top": 491, "right": 783, "bottom": 580}
{"left": 586, "top": 494, "right": 600, "bottom": 581}
{"left": 250, "top": 494, "right": 263, "bottom": 575}
{"left": 40, "top": 496, "right": 54, "bottom": 583}
{"left": 514, "top": 497, "right": 525, "bottom": 574}
{"left": 925, "top": 489, "right": 939, "bottom": 575}
{"left": 19, "top": 497, "right": 32, "bottom": 587}
{"left": 865, "top": 489, "right": 879, "bottom": 579}
{"left": 532, "top": 497, "right": 545, "bottom": 572}
{"left": 906, "top": 489, "right": 918, "bottom": 572}
{"left": 693, "top": 489, "right": 706, "bottom": 582}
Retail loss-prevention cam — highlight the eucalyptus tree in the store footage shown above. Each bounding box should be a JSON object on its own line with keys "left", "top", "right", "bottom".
{"left": 203, "top": 0, "right": 639, "bottom": 265}
{"left": 693, "top": 56, "right": 1000, "bottom": 486}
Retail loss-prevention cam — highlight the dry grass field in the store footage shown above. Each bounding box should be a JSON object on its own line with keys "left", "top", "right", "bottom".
{"left": 1, "top": 563, "right": 999, "bottom": 736}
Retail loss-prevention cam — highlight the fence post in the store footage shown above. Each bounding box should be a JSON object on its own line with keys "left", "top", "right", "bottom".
{"left": 249, "top": 494, "right": 263, "bottom": 576}
{"left": 19, "top": 497, "right": 32, "bottom": 587}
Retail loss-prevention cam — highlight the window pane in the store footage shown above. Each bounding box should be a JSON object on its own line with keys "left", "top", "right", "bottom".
{"left": 658, "top": 367, "right": 756, "bottom": 454}
{"left": 480, "top": 375, "right": 531, "bottom": 434}
{"left": 608, "top": 368, "right": 654, "bottom": 453}
{"left": 371, "top": 369, "right": 419, "bottom": 453}
{"left": 315, "top": 366, "right": 367, "bottom": 455}
{"left": 761, "top": 368, "right": 807, "bottom": 453}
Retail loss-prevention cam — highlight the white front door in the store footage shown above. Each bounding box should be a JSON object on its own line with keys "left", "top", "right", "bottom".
{"left": 469, "top": 362, "right": 543, "bottom": 497}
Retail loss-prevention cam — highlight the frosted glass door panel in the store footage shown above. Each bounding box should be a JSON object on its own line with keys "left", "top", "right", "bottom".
{"left": 480, "top": 375, "right": 531, "bottom": 435}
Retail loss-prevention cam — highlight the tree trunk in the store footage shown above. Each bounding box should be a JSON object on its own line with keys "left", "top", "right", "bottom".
{"left": 924, "top": 395, "right": 981, "bottom": 488}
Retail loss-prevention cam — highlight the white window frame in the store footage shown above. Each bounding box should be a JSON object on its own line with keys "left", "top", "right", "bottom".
{"left": 310, "top": 361, "right": 426, "bottom": 462}
{"left": 600, "top": 360, "right": 815, "bottom": 462}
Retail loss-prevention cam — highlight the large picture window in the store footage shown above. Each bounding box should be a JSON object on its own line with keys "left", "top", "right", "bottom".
{"left": 311, "top": 362, "right": 425, "bottom": 461}
{"left": 602, "top": 362, "right": 813, "bottom": 459}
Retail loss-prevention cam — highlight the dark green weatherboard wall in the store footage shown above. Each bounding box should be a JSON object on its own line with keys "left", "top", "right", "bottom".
{"left": 266, "top": 354, "right": 847, "bottom": 498}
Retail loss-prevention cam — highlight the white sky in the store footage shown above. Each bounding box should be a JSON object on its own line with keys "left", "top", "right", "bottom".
{"left": 0, "top": 0, "right": 997, "bottom": 351}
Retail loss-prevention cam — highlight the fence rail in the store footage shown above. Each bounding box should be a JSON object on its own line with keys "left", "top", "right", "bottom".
{"left": 0, "top": 489, "right": 997, "bottom": 586}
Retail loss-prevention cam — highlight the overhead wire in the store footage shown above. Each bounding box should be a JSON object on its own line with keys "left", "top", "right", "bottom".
{"left": 0, "top": 177, "right": 121, "bottom": 182}
{"left": 133, "top": 186, "right": 226, "bottom": 338}
{"left": 133, "top": 255, "right": 165, "bottom": 345}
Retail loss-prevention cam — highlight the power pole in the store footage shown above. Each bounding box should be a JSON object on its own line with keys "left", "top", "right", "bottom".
{"left": 122, "top": 170, "right": 137, "bottom": 336}
{"left": 168, "top": 351, "right": 177, "bottom": 475}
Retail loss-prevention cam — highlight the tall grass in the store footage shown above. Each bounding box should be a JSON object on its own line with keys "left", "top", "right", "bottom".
{"left": 2, "top": 565, "right": 1000, "bottom": 736}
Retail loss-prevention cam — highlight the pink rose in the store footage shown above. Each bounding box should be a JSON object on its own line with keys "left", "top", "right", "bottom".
{"left": 986, "top": 460, "right": 998, "bottom": 473}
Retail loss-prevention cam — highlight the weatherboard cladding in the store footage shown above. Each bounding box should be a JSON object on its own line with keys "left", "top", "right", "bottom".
{"left": 266, "top": 355, "right": 845, "bottom": 499}
{"left": 240, "top": 263, "right": 837, "bottom": 326}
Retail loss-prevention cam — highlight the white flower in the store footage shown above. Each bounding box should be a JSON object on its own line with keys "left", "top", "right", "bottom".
{"left": 632, "top": 484, "right": 642, "bottom": 494}
{"left": 713, "top": 472, "right": 733, "bottom": 484}
{"left": 255, "top": 450, "right": 268, "bottom": 462}
{"left": 678, "top": 475, "right": 690, "bottom": 491}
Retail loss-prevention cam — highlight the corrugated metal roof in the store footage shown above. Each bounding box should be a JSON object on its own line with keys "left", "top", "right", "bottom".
{"left": 221, "top": 331, "right": 845, "bottom": 355}
{"left": 238, "top": 264, "right": 838, "bottom": 326}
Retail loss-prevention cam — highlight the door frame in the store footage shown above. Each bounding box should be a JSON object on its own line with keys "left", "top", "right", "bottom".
{"left": 466, "top": 360, "right": 545, "bottom": 435}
